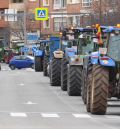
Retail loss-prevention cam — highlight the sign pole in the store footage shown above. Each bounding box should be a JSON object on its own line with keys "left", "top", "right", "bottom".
{"left": 24, "top": 0, "right": 27, "bottom": 47}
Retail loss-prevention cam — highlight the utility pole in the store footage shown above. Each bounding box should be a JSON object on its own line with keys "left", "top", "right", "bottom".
{"left": 24, "top": 0, "right": 27, "bottom": 46}
{"left": 39, "top": 0, "right": 41, "bottom": 38}
{"left": 99, "top": 0, "right": 102, "bottom": 24}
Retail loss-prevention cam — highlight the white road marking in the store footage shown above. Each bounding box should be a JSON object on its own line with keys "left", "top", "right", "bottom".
{"left": 26, "top": 68, "right": 34, "bottom": 71}
{"left": 73, "top": 114, "right": 91, "bottom": 118}
{"left": 2, "top": 68, "right": 6, "bottom": 71}
{"left": 18, "top": 83, "right": 25, "bottom": 86}
{"left": 105, "top": 116, "right": 120, "bottom": 119}
{"left": 10, "top": 112, "right": 27, "bottom": 117}
{"left": 24, "top": 101, "right": 37, "bottom": 105}
{"left": 41, "top": 113, "right": 60, "bottom": 118}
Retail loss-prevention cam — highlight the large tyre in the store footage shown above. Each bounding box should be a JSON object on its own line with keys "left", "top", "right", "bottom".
{"left": 35, "top": 56, "right": 43, "bottom": 72}
{"left": 43, "top": 55, "right": 49, "bottom": 76}
{"left": 50, "top": 58, "right": 61, "bottom": 86}
{"left": 90, "top": 65, "right": 109, "bottom": 115}
{"left": 67, "top": 66, "right": 82, "bottom": 96}
{"left": 86, "top": 64, "right": 92, "bottom": 112}
{"left": 61, "top": 57, "right": 68, "bottom": 91}
{"left": 82, "top": 67, "right": 87, "bottom": 104}
{"left": 9, "top": 64, "right": 15, "bottom": 70}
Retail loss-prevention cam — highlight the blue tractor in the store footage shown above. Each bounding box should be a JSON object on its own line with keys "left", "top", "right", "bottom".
{"left": 34, "top": 39, "right": 50, "bottom": 72}
{"left": 43, "top": 36, "right": 60, "bottom": 77}
{"left": 84, "top": 26, "right": 120, "bottom": 114}
{"left": 49, "top": 28, "right": 79, "bottom": 87}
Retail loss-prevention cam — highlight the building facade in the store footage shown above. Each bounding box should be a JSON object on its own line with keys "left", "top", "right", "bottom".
{"left": 0, "top": 0, "right": 9, "bottom": 47}
{"left": 40, "top": 0, "right": 93, "bottom": 36}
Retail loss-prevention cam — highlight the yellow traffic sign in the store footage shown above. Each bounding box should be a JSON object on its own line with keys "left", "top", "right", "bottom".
{"left": 35, "top": 8, "right": 48, "bottom": 21}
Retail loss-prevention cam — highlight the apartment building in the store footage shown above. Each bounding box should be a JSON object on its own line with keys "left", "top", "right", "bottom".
{"left": 0, "top": 0, "right": 9, "bottom": 47}
{"left": 9, "top": 0, "right": 41, "bottom": 41}
{"left": 40, "top": 0, "right": 93, "bottom": 36}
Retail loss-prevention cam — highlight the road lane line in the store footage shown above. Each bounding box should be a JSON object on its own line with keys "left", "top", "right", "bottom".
{"left": 73, "top": 114, "right": 92, "bottom": 118}
{"left": 18, "top": 83, "right": 25, "bottom": 86}
{"left": 41, "top": 113, "right": 60, "bottom": 118}
{"left": 105, "top": 115, "right": 120, "bottom": 119}
{"left": 10, "top": 112, "right": 27, "bottom": 117}
{"left": 24, "top": 101, "right": 37, "bottom": 105}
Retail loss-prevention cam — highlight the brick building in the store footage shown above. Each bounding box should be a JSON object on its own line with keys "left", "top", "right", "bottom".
{"left": 0, "top": 0, "right": 9, "bottom": 47}
{"left": 40, "top": 0, "right": 93, "bottom": 36}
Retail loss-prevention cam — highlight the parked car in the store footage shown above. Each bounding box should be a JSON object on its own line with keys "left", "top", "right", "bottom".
{"left": 9, "top": 55, "right": 34, "bottom": 70}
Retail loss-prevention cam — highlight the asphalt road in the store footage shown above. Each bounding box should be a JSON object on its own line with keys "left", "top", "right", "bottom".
{"left": 0, "top": 63, "right": 120, "bottom": 129}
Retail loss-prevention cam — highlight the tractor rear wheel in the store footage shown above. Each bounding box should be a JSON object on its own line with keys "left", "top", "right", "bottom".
{"left": 50, "top": 58, "right": 61, "bottom": 86}
{"left": 90, "top": 65, "right": 109, "bottom": 115}
{"left": 43, "top": 55, "right": 49, "bottom": 76}
{"left": 67, "top": 65, "right": 82, "bottom": 96}
{"left": 82, "top": 68, "right": 87, "bottom": 104}
{"left": 61, "top": 57, "right": 68, "bottom": 91}
{"left": 35, "top": 56, "right": 43, "bottom": 72}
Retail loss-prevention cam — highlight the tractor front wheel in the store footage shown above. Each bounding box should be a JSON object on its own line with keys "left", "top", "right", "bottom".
{"left": 35, "top": 56, "right": 43, "bottom": 72}
{"left": 43, "top": 55, "right": 49, "bottom": 76}
{"left": 67, "top": 65, "right": 82, "bottom": 96}
{"left": 90, "top": 65, "right": 109, "bottom": 115}
{"left": 50, "top": 58, "right": 61, "bottom": 86}
{"left": 61, "top": 57, "right": 68, "bottom": 91}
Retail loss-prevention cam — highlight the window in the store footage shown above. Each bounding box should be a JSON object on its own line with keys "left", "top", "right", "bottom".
{"left": 54, "top": 0, "right": 66, "bottom": 9}
{"left": 0, "top": 10, "right": 4, "bottom": 20}
{"left": 61, "top": 0, "right": 67, "bottom": 7}
{"left": 43, "top": 18, "right": 50, "bottom": 28}
{"left": 12, "top": 0, "right": 23, "bottom": 3}
{"left": 54, "top": 17, "right": 67, "bottom": 31}
{"left": 82, "top": 0, "right": 92, "bottom": 7}
{"left": 67, "top": 0, "right": 80, "bottom": 4}
{"left": 43, "top": 0, "right": 49, "bottom": 6}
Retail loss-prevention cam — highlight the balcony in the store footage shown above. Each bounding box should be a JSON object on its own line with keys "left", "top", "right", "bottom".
{"left": 9, "top": 3, "right": 24, "bottom": 11}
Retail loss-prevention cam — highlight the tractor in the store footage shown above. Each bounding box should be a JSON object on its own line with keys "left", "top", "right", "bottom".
{"left": 43, "top": 36, "right": 60, "bottom": 77}
{"left": 34, "top": 39, "right": 51, "bottom": 72}
{"left": 61, "top": 27, "right": 96, "bottom": 96}
{"left": 83, "top": 25, "right": 120, "bottom": 115}
{"left": 49, "top": 28, "right": 79, "bottom": 87}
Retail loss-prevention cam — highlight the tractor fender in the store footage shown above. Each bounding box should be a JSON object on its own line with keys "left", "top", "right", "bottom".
{"left": 35, "top": 50, "right": 44, "bottom": 57}
{"left": 90, "top": 52, "right": 99, "bottom": 65}
{"left": 65, "top": 48, "right": 76, "bottom": 58}
{"left": 99, "top": 56, "right": 115, "bottom": 67}
{"left": 69, "top": 55, "right": 84, "bottom": 66}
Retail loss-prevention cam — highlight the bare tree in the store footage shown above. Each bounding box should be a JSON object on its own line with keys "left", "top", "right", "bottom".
{"left": 91, "top": 0, "right": 120, "bottom": 25}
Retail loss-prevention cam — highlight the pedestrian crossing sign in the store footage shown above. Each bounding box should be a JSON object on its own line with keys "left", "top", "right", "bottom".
{"left": 35, "top": 8, "right": 48, "bottom": 21}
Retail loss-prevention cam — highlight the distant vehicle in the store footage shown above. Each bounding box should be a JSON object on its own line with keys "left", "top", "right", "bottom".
{"left": 9, "top": 55, "right": 34, "bottom": 70}
{"left": 0, "top": 47, "right": 18, "bottom": 64}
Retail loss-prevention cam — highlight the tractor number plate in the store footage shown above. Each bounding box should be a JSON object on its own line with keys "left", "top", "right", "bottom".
{"left": 99, "top": 48, "right": 107, "bottom": 55}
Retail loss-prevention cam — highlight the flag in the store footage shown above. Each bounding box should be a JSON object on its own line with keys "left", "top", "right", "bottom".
{"left": 97, "top": 26, "right": 103, "bottom": 45}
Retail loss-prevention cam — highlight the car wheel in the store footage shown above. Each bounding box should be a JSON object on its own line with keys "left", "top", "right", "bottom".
{"left": 10, "top": 65, "right": 15, "bottom": 70}
{"left": 31, "top": 64, "right": 34, "bottom": 69}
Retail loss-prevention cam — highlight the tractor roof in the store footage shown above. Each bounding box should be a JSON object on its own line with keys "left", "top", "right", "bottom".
{"left": 73, "top": 27, "right": 97, "bottom": 33}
